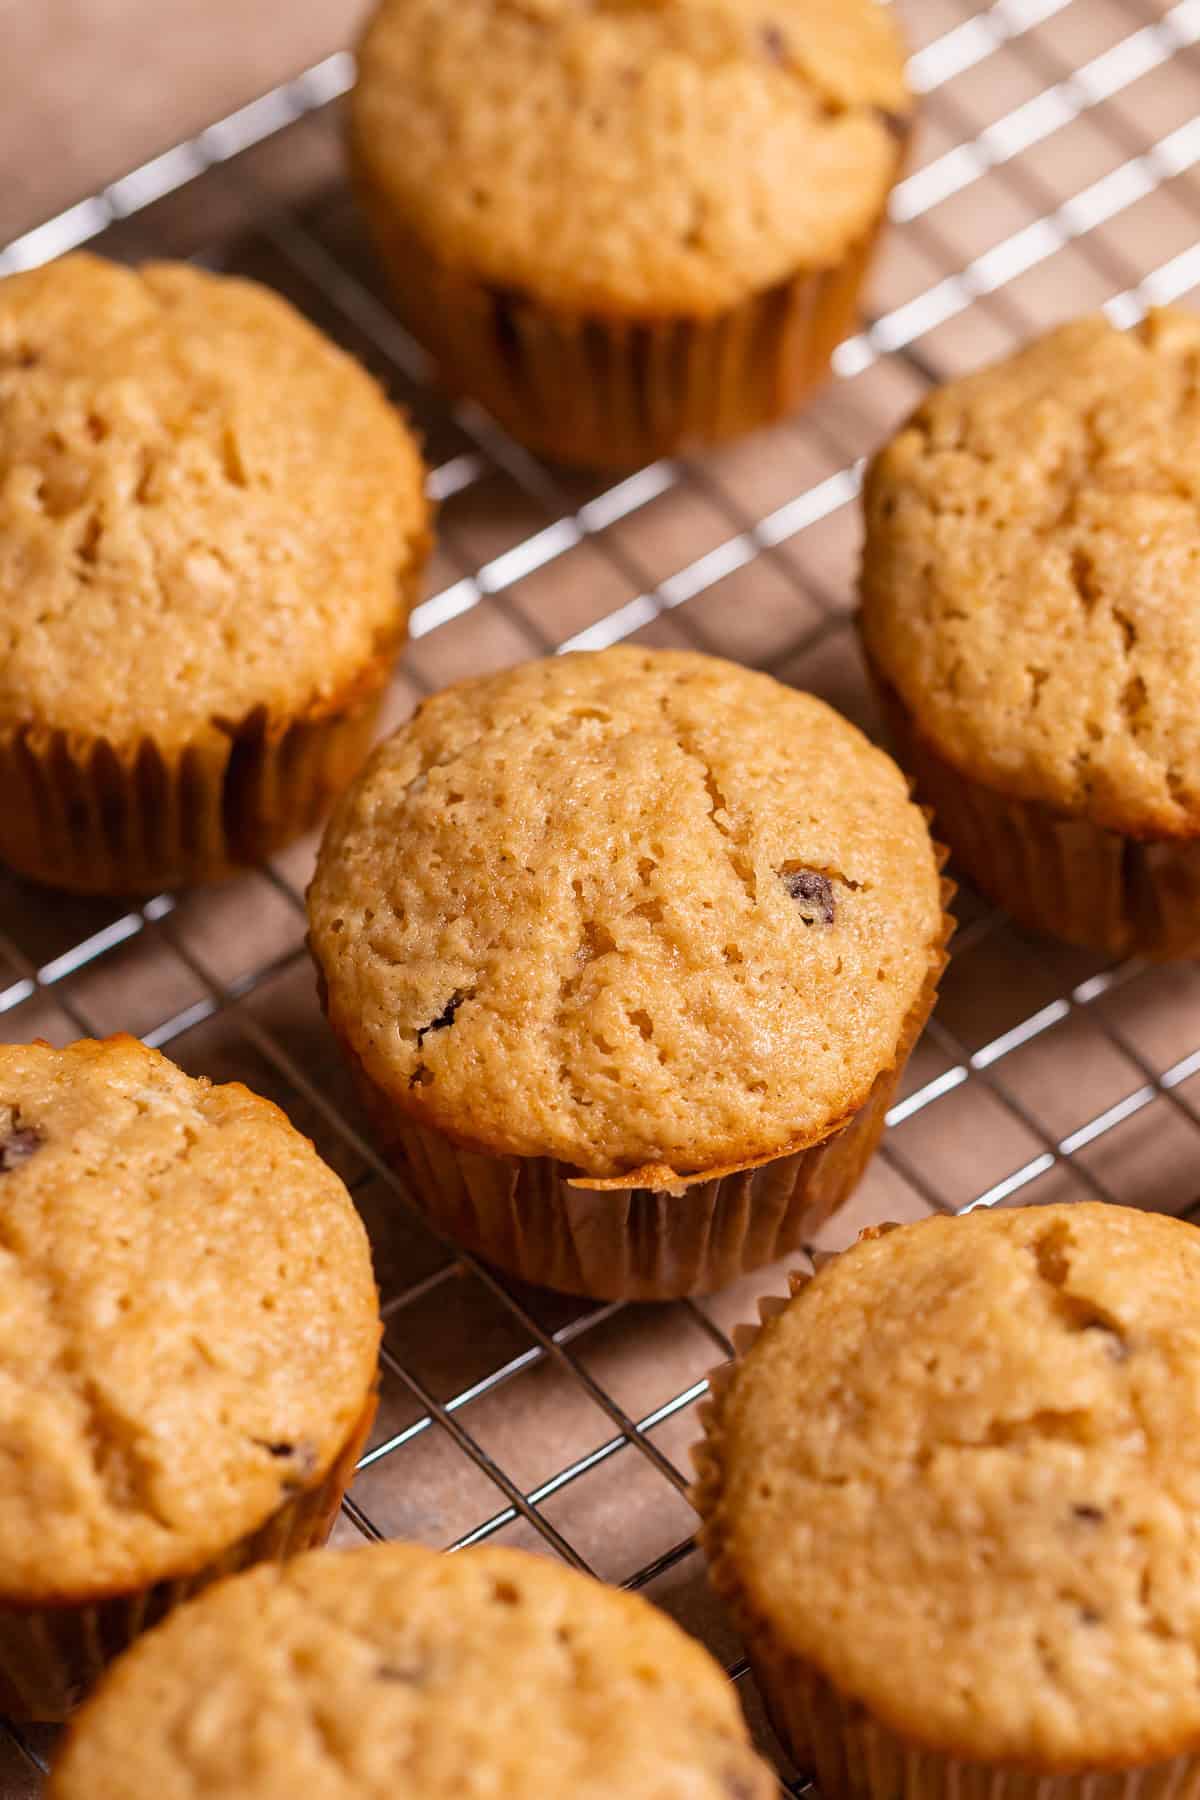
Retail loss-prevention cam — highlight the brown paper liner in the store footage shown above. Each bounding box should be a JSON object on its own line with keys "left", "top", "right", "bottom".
{"left": 0, "top": 1393, "right": 376, "bottom": 1722}
{"left": 353, "top": 182, "right": 899, "bottom": 470}
{"left": 329, "top": 876, "right": 952, "bottom": 1301}
{"left": 869, "top": 665, "right": 1200, "bottom": 959}
{"left": 692, "top": 1276, "right": 1200, "bottom": 1800}
{"left": 0, "top": 627, "right": 416, "bottom": 897}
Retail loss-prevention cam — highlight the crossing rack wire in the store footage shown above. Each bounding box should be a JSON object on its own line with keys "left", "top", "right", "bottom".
{"left": 4, "top": 0, "right": 1200, "bottom": 1788}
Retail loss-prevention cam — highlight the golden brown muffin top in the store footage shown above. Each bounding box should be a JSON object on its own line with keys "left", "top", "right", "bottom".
{"left": 308, "top": 648, "right": 944, "bottom": 1183}
{"left": 0, "top": 254, "right": 429, "bottom": 749}
{"left": 700, "top": 1203, "right": 1200, "bottom": 1768}
{"left": 351, "top": 0, "right": 910, "bottom": 318}
{"left": 0, "top": 1036, "right": 379, "bottom": 1602}
{"left": 48, "top": 1542, "right": 776, "bottom": 1799}
{"left": 862, "top": 310, "right": 1200, "bottom": 839}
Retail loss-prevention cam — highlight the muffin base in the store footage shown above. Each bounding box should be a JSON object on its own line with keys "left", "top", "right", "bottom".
{"left": 0, "top": 635, "right": 413, "bottom": 897}
{"left": 355, "top": 193, "right": 894, "bottom": 470}
{"left": 868, "top": 669, "right": 1200, "bottom": 960}
{"left": 694, "top": 1285, "right": 1200, "bottom": 1800}
{"left": 771, "top": 1667, "right": 1200, "bottom": 1800}
{"left": 0, "top": 1395, "right": 375, "bottom": 1722}
{"left": 327, "top": 879, "right": 951, "bottom": 1301}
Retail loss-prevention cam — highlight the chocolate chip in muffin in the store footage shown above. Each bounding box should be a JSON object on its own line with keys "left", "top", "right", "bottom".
{"left": 0, "top": 1110, "right": 41, "bottom": 1171}
{"left": 376, "top": 1661, "right": 426, "bottom": 1685}
{"left": 1072, "top": 1504, "right": 1105, "bottom": 1524}
{"left": 760, "top": 24, "right": 787, "bottom": 62}
{"left": 417, "top": 990, "right": 469, "bottom": 1046}
{"left": 723, "top": 1773, "right": 764, "bottom": 1800}
{"left": 780, "top": 867, "right": 836, "bottom": 925}
{"left": 876, "top": 106, "right": 909, "bottom": 141}
{"left": 253, "top": 1437, "right": 318, "bottom": 1491}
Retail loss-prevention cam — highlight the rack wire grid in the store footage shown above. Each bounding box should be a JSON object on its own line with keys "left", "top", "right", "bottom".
{"left": 4, "top": 0, "right": 1200, "bottom": 1789}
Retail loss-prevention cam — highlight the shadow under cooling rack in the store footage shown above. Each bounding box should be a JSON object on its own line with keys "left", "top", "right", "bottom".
{"left": 4, "top": 0, "right": 1200, "bottom": 1788}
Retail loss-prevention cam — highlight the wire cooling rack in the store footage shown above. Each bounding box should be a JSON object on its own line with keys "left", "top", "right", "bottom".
{"left": 4, "top": 1, "right": 1200, "bottom": 1788}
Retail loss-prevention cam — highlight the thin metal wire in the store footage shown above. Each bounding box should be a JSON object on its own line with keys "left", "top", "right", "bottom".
{"left": 0, "top": 1718, "right": 44, "bottom": 1778}
{"left": 3, "top": 5, "right": 1200, "bottom": 1791}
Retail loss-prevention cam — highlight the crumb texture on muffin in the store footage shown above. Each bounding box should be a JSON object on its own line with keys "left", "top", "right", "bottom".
{"left": 352, "top": 0, "right": 910, "bottom": 317}
{"left": 0, "top": 1036, "right": 379, "bottom": 1601}
{"left": 48, "top": 1543, "right": 775, "bottom": 1798}
{"left": 0, "top": 253, "right": 428, "bottom": 747}
{"left": 710, "top": 1202, "right": 1200, "bottom": 1766}
{"left": 308, "top": 647, "right": 944, "bottom": 1179}
{"left": 862, "top": 309, "right": 1200, "bottom": 838}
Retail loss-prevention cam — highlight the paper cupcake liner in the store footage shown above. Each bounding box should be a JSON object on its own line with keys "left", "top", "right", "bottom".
{"left": 756, "top": 1647, "right": 1200, "bottom": 1800}
{"left": 328, "top": 876, "right": 951, "bottom": 1301}
{"left": 0, "top": 630, "right": 414, "bottom": 897}
{"left": 0, "top": 1394, "right": 375, "bottom": 1722}
{"left": 693, "top": 1278, "right": 1200, "bottom": 1800}
{"left": 354, "top": 184, "right": 899, "bottom": 470}
{"left": 794, "top": 1681, "right": 1200, "bottom": 1800}
{"left": 869, "top": 666, "right": 1200, "bottom": 959}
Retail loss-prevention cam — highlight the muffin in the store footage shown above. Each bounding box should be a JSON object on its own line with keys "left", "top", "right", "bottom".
{"left": 694, "top": 1202, "right": 1200, "bottom": 1800}
{"left": 861, "top": 309, "right": 1200, "bottom": 957}
{"left": 0, "top": 1035, "right": 380, "bottom": 1719}
{"left": 350, "top": 0, "right": 912, "bottom": 468}
{"left": 0, "top": 252, "right": 431, "bottom": 894}
{"left": 47, "top": 1541, "right": 777, "bottom": 1798}
{"left": 308, "top": 647, "right": 949, "bottom": 1300}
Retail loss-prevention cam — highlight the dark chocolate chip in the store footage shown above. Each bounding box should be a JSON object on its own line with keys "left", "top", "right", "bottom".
{"left": 253, "top": 1437, "right": 318, "bottom": 1489}
{"left": 417, "top": 991, "right": 467, "bottom": 1047}
{"left": 377, "top": 1662, "right": 425, "bottom": 1685}
{"left": 1079, "top": 1607, "right": 1103, "bottom": 1626}
{"left": 781, "top": 868, "right": 836, "bottom": 925}
{"left": 876, "top": 106, "right": 910, "bottom": 142}
{"left": 1073, "top": 1505, "right": 1105, "bottom": 1524}
{"left": 760, "top": 24, "right": 787, "bottom": 62}
{"left": 0, "top": 1122, "right": 41, "bottom": 1172}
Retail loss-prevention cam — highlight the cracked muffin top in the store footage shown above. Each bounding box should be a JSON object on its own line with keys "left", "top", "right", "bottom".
{"left": 351, "top": 0, "right": 911, "bottom": 318}
{"left": 0, "top": 253, "right": 428, "bottom": 748}
{"left": 861, "top": 310, "right": 1200, "bottom": 839}
{"left": 48, "top": 1542, "right": 776, "bottom": 1799}
{"left": 699, "top": 1202, "right": 1200, "bottom": 1768}
{"left": 0, "top": 1036, "right": 379, "bottom": 1602}
{"left": 307, "top": 648, "right": 944, "bottom": 1183}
